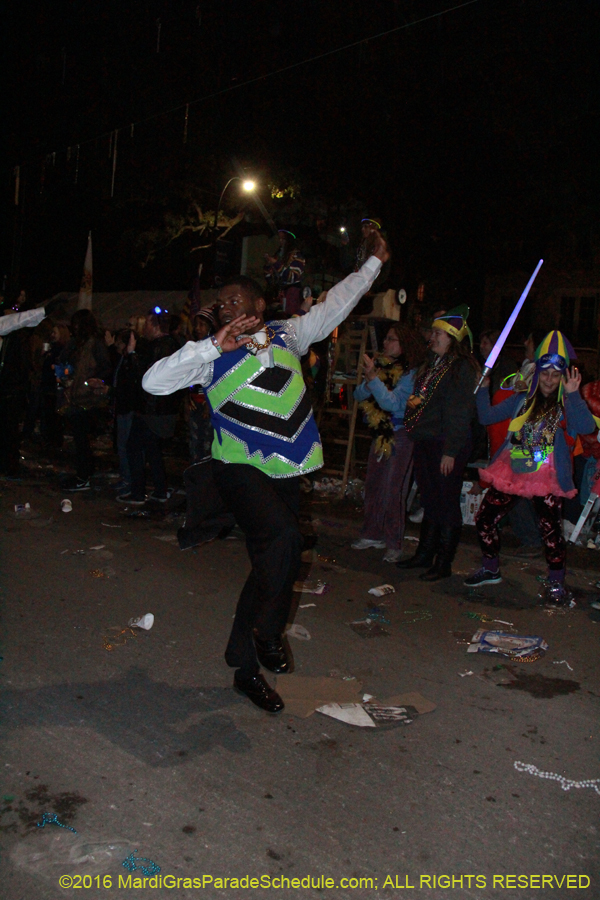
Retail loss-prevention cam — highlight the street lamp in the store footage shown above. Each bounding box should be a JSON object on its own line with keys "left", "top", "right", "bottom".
{"left": 211, "top": 177, "right": 256, "bottom": 286}
{"left": 213, "top": 176, "right": 256, "bottom": 235}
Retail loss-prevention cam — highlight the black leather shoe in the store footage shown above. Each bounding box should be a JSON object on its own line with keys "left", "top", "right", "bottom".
{"left": 233, "top": 672, "right": 284, "bottom": 713}
{"left": 253, "top": 631, "right": 293, "bottom": 674}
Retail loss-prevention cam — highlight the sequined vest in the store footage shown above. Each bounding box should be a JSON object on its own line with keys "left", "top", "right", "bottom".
{"left": 204, "top": 322, "right": 323, "bottom": 478}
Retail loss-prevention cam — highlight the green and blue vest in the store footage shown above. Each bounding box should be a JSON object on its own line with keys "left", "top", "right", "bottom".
{"left": 205, "top": 322, "right": 323, "bottom": 478}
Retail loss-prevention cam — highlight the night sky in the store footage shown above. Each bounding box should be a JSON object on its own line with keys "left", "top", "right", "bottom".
{"left": 4, "top": 0, "right": 599, "bottom": 320}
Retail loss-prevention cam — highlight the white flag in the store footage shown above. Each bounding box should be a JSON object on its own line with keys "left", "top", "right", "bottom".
{"left": 78, "top": 231, "right": 93, "bottom": 309}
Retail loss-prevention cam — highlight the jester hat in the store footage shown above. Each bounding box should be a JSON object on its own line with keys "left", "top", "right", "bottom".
{"left": 432, "top": 304, "right": 473, "bottom": 348}
{"left": 507, "top": 330, "right": 575, "bottom": 432}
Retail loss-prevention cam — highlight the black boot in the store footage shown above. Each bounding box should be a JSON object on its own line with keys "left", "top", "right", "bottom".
{"left": 420, "top": 525, "right": 462, "bottom": 582}
{"left": 397, "top": 519, "right": 440, "bottom": 569}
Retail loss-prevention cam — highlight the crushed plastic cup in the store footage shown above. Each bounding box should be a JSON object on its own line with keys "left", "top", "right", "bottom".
{"left": 61, "top": 499, "right": 73, "bottom": 513}
{"left": 285, "top": 623, "right": 311, "bottom": 640}
{"left": 128, "top": 613, "right": 154, "bottom": 630}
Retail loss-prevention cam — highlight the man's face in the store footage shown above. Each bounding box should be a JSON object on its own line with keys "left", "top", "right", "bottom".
{"left": 193, "top": 317, "right": 211, "bottom": 341}
{"left": 361, "top": 222, "right": 377, "bottom": 239}
{"left": 217, "top": 284, "right": 265, "bottom": 327}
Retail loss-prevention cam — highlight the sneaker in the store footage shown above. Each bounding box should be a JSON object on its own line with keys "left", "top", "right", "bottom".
{"left": 66, "top": 479, "right": 90, "bottom": 493}
{"left": 147, "top": 491, "right": 172, "bottom": 504}
{"left": 116, "top": 493, "right": 146, "bottom": 506}
{"left": 383, "top": 548, "right": 402, "bottom": 563}
{"left": 463, "top": 567, "right": 502, "bottom": 587}
{"left": 409, "top": 507, "right": 424, "bottom": 523}
{"left": 351, "top": 538, "right": 386, "bottom": 550}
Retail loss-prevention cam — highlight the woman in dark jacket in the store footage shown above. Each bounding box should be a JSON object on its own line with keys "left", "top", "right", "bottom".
{"left": 398, "top": 305, "right": 479, "bottom": 581}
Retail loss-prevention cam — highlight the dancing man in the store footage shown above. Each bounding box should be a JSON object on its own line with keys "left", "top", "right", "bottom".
{"left": 143, "top": 235, "right": 389, "bottom": 712}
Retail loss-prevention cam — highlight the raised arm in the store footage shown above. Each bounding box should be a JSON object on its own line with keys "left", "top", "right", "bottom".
{"left": 0, "top": 307, "right": 45, "bottom": 336}
{"left": 143, "top": 313, "right": 259, "bottom": 395}
{"left": 293, "top": 235, "right": 389, "bottom": 355}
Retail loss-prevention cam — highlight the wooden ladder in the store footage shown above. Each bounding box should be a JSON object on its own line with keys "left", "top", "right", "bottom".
{"left": 317, "top": 317, "right": 371, "bottom": 498}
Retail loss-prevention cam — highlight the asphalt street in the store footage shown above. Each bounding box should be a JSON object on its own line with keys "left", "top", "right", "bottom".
{"left": 1, "top": 477, "right": 599, "bottom": 900}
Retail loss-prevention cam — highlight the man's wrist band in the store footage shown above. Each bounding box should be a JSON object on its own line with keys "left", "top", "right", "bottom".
{"left": 210, "top": 336, "right": 223, "bottom": 355}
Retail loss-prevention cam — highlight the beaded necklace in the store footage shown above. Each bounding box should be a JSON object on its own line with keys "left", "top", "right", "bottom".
{"left": 513, "top": 403, "right": 562, "bottom": 466}
{"left": 358, "top": 358, "right": 406, "bottom": 459}
{"left": 246, "top": 326, "right": 276, "bottom": 353}
{"left": 404, "top": 356, "right": 452, "bottom": 433}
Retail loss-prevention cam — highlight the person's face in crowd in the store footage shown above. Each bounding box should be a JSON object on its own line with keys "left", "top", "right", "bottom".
{"left": 361, "top": 222, "right": 378, "bottom": 240}
{"left": 429, "top": 326, "right": 452, "bottom": 357}
{"left": 50, "top": 326, "right": 61, "bottom": 343}
{"left": 524, "top": 335, "right": 535, "bottom": 360}
{"left": 193, "top": 316, "right": 211, "bottom": 341}
{"left": 538, "top": 368, "right": 562, "bottom": 397}
{"left": 217, "top": 284, "right": 265, "bottom": 332}
{"left": 480, "top": 336, "right": 494, "bottom": 358}
{"left": 383, "top": 329, "right": 402, "bottom": 359}
{"left": 144, "top": 315, "right": 162, "bottom": 340}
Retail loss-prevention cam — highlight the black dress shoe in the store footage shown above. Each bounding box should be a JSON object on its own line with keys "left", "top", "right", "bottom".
{"left": 253, "top": 631, "right": 293, "bottom": 674}
{"left": 233, "top": 672, "right": 284, "bottom": 713}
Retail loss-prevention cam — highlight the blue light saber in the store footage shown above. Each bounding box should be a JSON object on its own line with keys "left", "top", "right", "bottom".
{"left": 474, "top": 259, "right": 544, "bottom": 394}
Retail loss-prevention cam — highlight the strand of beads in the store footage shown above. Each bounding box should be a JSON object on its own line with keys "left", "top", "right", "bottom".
{"left": 36, "top": 812, "right": 77, "bottom": 832}
{"left": 122, "top": 850, "right": 161, "bottom": 876}
{"left": 514, "top": 761, "right": 600, "bottom": 795}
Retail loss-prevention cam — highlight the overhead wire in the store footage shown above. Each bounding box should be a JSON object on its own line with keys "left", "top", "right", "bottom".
{"left": 15, "top": 0, "right": 485, "bottom": 166}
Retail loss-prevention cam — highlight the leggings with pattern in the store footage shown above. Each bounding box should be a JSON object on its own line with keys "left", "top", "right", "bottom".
{"left": 475, "top": 485, "right": 565, "bottom": 571}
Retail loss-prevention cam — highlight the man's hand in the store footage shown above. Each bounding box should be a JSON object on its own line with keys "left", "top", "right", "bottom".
{"left": 366, "top": 231, "right": 390, "bottom": 264}
{"left": 214, "top": 314, "right": 261, "bottom": 353}
{"left": 362, "top": 353, "right": 377, "bottom": 382}
{"left": 440, "top": 454, "right": 455, "bottom": 476}
{"left": 563, "top": 366, "right": 581, "bottom": 393}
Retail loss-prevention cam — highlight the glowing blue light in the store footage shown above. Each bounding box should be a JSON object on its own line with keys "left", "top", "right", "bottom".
{"left": 154, "top": 306, "right": 162, "bottom": 314}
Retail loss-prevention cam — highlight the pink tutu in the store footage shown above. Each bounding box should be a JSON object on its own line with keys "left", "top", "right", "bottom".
{"left": 479, "top": 447, "right": 576, "bottom": 499}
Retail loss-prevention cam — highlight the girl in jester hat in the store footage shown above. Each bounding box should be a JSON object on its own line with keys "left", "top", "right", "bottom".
{"left": 465, "top": 330, "right": 598, "bottom": 605}
{"left": 399, "top": 305, "right": 479, "bottom": 581}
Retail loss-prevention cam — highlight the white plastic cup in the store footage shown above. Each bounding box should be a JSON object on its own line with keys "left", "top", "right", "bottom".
{"left": 61, "top": 499, "right": 73, "bottom": 513}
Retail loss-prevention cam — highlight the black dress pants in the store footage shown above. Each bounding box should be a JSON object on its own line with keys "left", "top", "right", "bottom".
{"left": 212, "top": 461, "right": 302, "bottom": 674}
{"left": 127, "top": 415, "right": 168, "bottom": 500}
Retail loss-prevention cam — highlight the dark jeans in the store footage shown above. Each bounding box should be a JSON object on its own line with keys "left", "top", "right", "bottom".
{"left": 127, "top": 415, "right": 168, "bottom": 500}
{"left": 413, "top": 436, "right": 472, "bottom": 529}
{"left": 213, "top": 461, "right": 302, "bottom": 674}
{"left": 0, "top": 391, "right": 26, "bottom": 476}
{"left": 68, "top": 409, "right": 95, "bottom": 482}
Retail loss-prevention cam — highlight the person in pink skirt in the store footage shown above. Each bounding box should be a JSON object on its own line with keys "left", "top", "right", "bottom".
{"left": 464, "top": 330, "right": 598, "bottom": 604}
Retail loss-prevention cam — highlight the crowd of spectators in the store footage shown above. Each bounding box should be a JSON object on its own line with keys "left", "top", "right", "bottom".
{"left": 2, "top": 275, "right": 600, "bottom": 608}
